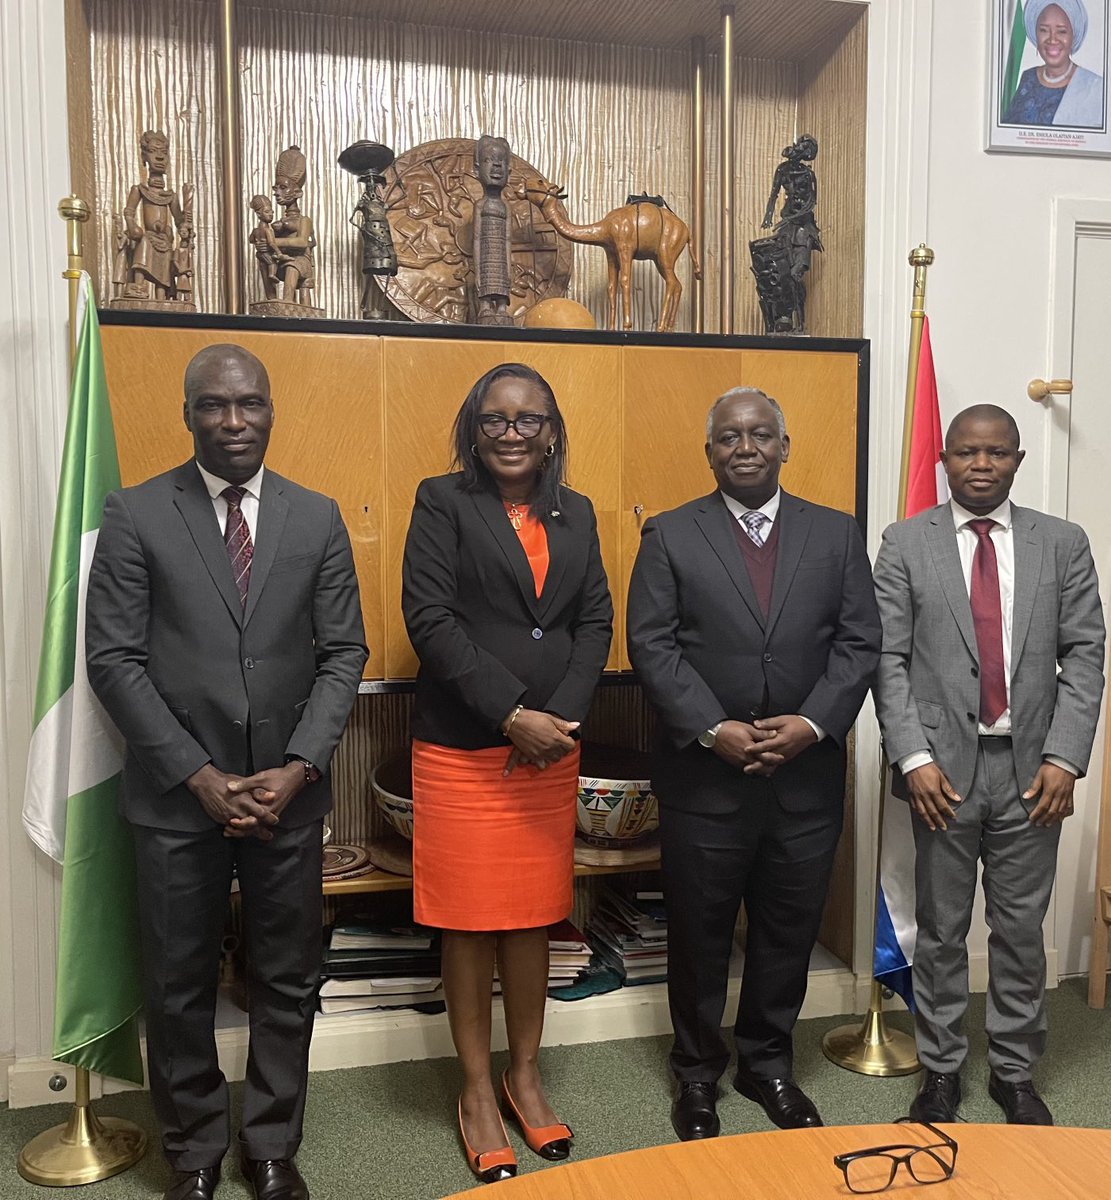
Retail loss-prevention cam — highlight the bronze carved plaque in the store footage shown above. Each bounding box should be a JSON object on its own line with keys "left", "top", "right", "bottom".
{"left": 376, "top": 138, "right": 572, "bottom": 325}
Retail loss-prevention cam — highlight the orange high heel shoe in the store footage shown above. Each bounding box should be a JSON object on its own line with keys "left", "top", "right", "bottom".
{"left": 500, "top": 1071, "right": 574, "bottom": 1161}
{"left": 458, "top": 1099, "right": 518, "bottom": 1185}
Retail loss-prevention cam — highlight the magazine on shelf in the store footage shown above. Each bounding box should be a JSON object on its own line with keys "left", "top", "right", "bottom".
{"left": 320, "top": 975, "right": 442, "bottom": 999}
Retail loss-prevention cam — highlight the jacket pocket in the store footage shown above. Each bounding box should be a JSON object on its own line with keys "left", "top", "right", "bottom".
{"left": 915, "top": 699, "right": 943, "bottom": 729}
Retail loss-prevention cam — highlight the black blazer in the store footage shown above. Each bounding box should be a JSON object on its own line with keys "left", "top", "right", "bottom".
{"left": 402, "top": 473, "right": 613, "bottom": 749}
{"left": 626, "top": 489, "right": 880, "bottom": 813}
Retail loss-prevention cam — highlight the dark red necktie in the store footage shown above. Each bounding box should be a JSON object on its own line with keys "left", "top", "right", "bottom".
{"left": 222, "top": 486, "right": 253, "bottom": 606}
{"left": 968, "top": 518, "right": 1007, "bottom": 725}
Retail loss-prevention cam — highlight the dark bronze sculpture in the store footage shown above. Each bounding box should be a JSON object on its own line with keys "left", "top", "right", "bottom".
{"left": 750, "top": 134, "right": 822, "bottom": 334}
{"left": 339, "top": 140, "right": 399, "bottom": 321}
{"left": 472, "top": 135, "right": 514, "bottom": 326}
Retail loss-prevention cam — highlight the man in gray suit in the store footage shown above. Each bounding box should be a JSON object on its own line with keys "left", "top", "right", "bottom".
{"left": 874, "top": 403, "right": 1104, "bottom": 1126}
{"left": 86, "top": 345, "right": 368, "bottom": 1200}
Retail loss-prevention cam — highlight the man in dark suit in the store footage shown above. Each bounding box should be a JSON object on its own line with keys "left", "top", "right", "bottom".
{"left": 874, "top": 404, "right": 1104, "bottom": 1126}
{"left": 86, "top": 345, "right": 367, "bottom": 1200}
{"left": 627, "top": 387, "right": 880, "bottom": 1140}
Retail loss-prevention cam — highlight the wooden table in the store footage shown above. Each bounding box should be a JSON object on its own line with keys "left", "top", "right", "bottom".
{"left": 445, "top": 1123, "right": 1111, "bottom": 1198}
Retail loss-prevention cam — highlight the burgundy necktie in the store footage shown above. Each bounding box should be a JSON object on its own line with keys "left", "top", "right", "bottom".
{"left": 968, "top": 518, "right": 1007, "bottom": 725}
{"left": 222, "top": 486, "right": 253, "bottom": 606}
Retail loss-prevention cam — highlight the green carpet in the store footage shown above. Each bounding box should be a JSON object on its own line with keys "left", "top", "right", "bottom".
{"left": 3, "top": 979, "right": 1109, "bottom": 1199}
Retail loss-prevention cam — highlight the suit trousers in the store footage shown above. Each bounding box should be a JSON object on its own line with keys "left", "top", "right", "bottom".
{"left": 911, "top": 737, "right": 1060, "bottom": 1081}
{"left": 661, "top": 786, "right": 842, "bottom": 1083}
{"left": 131, "top": 818, "right": 324, "bottom": 1169}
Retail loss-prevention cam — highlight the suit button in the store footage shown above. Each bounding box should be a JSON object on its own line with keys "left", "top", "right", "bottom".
{"left": 531, "top": 628, "right": 543, "bottom": 640}
{"left": 763, "top": 653, "right": 773, "bottom": 663}
{"left": 967, "top": 712, "right": 976, "bottom": 722}
{"left": 971, "top": 666, "right": 979, "bottom": 678}
{"left": 244, "top": 657, "right": 254, "bottom": 669}
{"left": 750, "top": 708, "right": 762, "bottom": 718}
{"left": 232, "top": 720, "right": 243, "bottom": 730}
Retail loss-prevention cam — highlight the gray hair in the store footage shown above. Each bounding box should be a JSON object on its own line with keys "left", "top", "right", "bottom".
{"left": 705, "top": 387, "right": 787, "bottom": 441}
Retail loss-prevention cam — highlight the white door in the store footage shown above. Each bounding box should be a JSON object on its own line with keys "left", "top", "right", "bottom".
{"left": 1048, "top": 203, "right": 1111, "bottom": 977}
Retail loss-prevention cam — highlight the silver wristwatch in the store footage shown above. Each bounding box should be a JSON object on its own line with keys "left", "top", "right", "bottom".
{"left": 698, "top": 721, "right": 725, "bottom": 749}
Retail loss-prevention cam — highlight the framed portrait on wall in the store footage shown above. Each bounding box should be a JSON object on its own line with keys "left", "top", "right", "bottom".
{"left": 988, "top": 0, "right": 1110, "bottom": 155}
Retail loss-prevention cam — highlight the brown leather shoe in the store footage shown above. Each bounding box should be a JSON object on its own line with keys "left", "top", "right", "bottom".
{"left": 163, "top": 1166, "right": 219, "bottom": 1200}
{"left": 240, "top": 1158, "right": 309, "bottom": 1200}
{"left": 988, "top": 1075, "right": 1053, "bottom": 1125}
{"left": 733, "top": 1073, "right": 823, "bottom": 1128}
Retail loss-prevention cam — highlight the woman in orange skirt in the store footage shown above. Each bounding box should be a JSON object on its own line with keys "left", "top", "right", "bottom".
{"left": 402, "top": 363, "right": 612, "bottom": 1184}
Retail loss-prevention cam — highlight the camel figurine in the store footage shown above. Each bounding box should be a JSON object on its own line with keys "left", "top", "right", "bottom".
{"left": 520, "top": 176, "right": 701, "bottom": 333}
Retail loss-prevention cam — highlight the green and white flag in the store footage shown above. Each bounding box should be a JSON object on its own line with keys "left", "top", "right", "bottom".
{"left": 22, "top": 275, "right": 144, "bottom": 1084}
{"left": 1002, "top": 0, "right": 1028, "bottom": 117}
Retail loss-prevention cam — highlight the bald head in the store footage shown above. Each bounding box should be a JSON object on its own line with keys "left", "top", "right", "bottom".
{"left": 945, "top": 404, "right": 1020, "bottom": 450}
{"left": 183, "top": 344, "right": 274, "bottom": 485}
{"left": 184, "top": 344, "right": 270, "bottom": 405}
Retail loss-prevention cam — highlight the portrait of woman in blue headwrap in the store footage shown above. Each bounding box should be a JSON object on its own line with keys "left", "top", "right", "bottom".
{"left": 1003, "top": 0, "right": 1105, "bottom": 128}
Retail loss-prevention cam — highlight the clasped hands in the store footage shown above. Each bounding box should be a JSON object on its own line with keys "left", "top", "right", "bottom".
{"left": 501, "top": 708, "right": 579, "bottom": 778}
{"left": 905, "top": 760, "right": 1075, "bottom": 832}
{"left": 186, "top": 761, "right": 307, "bottom": 840}
{"left": 712, "top": 715, "right": 817, "bottom": 776}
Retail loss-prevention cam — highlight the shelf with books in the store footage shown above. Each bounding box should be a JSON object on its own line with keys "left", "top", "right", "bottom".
{"left": 321, "top": 855, "right": 661, "bottom": 896}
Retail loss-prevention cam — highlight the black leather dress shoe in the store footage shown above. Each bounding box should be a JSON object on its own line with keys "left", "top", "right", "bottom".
{"left": 240, "top": 1158, "right": 309, "bottom": 1200}
{"left": 909, "top": 1071, "right": 962, "bottom": 1123}
{"left": 733, "top": 1073, "right": 823, "bottom": 1129}
{"left": 164, "top": 1166, "right": 219, "bottom": 1200}
{"left": 671, "top": 1081, "right": 721, "bottom": 1141}
{"left": 988, "top": 1075, "right": 1053, "bottom": 1125}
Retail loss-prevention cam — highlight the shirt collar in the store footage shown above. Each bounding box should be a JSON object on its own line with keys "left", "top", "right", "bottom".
{"left": 721, "top": 487, "right": 781, "bottom": 524}
{"left": 950, "top": 497, "right": 1012, "bottom": 532}
{"left": 195, "top": 460, "right": 265, "bottom": 502}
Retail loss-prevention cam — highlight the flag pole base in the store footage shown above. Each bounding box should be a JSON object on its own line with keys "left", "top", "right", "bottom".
{"left": 822, "top": 983, "right": 922, "bottom": 1077}
{"left": 17, "top": 1070, "right": 147, "bottom": 1187}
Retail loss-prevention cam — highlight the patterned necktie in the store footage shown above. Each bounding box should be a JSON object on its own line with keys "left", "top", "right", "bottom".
{"left": 741, "top": 510, "right": 768, "bottom": 547}
{"left": 968, "top": 518, "right": 1007, "bottom": 725}
{"left": 222, "top": 486, "right": 253, "bottom": 606}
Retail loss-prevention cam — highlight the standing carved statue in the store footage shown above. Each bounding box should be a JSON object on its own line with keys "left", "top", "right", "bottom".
{"left": 249, "top": 144, "right": 324, "bottom": 317}
{"left": 338, "top": 140, "right": 399, "bottom": 321}
{"left": 109, "top": 129, "right": 196, "bottom": 312}
{"left": 472, "top": 135, "right": 514, "bottom": 326}
{"left": 750, "top": 134, "right": 822, "bottom": 334}
{"left": 520, "top": 177, "right": 701, "bottom": 332}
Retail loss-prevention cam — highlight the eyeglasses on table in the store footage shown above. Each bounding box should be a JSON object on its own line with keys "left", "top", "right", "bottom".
{"left": 833, "top": 1119, "right": 958, "bottom": 1193}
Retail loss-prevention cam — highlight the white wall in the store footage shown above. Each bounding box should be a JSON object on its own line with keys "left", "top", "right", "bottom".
{"left": 863, "top": 0, "right": 1111, "bottom": 980}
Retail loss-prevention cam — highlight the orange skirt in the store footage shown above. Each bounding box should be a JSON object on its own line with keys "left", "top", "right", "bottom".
{"left": 411, "top": 738, "right": 579, "bottom": 931}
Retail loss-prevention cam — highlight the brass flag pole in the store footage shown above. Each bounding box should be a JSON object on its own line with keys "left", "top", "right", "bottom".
{"left": 16, "top": 199, "right": 148, "bottom": 1188}
{"left": 822, "top": 245, "right": 935, "bottom": 1076}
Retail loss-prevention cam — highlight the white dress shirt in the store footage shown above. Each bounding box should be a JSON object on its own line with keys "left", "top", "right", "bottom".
{"left": 898, "top": 498, "right": 1076, "bottom": 777}
{"left": 715, "top": 486, "right": 824, "bottom": 744}
{"left": 196, "top": 461, "right": 264, "bottom": 541}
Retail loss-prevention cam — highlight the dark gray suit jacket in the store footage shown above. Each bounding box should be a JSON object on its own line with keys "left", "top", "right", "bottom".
{"left": 86, "top": 461, "right": 368, "bottom": 831}
{"left": 627, "top": 489, "right": 881, "bottom": 813}
{"left": 873, "top": 502, "right": 1105, "bottom": 799}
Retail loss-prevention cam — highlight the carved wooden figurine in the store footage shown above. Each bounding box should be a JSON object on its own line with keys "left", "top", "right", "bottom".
{"left": 472, "top": 135, "right": 514, "bottom": 326}
{"left": 520, "top": 177, "right": 701, "bottom": 332}
{"left": 109, "top": 129, "right": 196, "bottom": 311}
{"left": 249, "top": 144, "right": 324, "bottom": 317}
{"left": 338, "top": 140, "right": 398, "bottom": 321}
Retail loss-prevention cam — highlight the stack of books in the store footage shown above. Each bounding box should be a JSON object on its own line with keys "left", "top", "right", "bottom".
{"left": 319, "top": 918, "right": 442, "bottom": 1015}
{"left": 586, "top": 886, "right": 668, "bottom": 986}
{"left": 546, "top": 920, "right": 592, "bottom": 988}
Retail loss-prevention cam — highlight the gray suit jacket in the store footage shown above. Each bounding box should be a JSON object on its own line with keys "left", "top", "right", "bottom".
{"left": 86, "top": 461, "right": 369, "bottom": 831}
{"left": 873, "top": 502, "right": 1105, "bottom": 800}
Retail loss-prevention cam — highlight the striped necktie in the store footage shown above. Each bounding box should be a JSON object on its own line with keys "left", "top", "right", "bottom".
{"left": 222, "top": 486, "right": 253, "bottom": 606}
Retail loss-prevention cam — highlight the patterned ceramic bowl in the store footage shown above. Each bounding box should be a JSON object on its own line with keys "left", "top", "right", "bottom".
{"left": 575, "top": 744, "right": 658, "bottom": 848}
{"left": 371, "top": 752, "right": 414, "bottom": 841}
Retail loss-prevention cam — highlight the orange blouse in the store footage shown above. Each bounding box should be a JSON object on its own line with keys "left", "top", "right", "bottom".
{"left": 506, "top": 502, "right": 549, "bottom": 597}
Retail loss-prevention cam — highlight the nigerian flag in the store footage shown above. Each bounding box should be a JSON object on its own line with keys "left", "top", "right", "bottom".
{"left": 22, "top": 276, "right": 144, "bottom": 1085}
{"left": 1002, "top": 0, "right": 1027, "bottom": 118}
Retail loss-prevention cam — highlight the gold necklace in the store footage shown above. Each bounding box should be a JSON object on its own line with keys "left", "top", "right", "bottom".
{"left": 506, "top": 502, "right": 525, "bottom": 530}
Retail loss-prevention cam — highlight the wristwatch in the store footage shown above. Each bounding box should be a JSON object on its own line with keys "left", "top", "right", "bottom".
{"left": 698, "top": 721, "right": 725, "bottom": 749}
{"left": 287, "top": 757, "right": 321, "bottom": 784}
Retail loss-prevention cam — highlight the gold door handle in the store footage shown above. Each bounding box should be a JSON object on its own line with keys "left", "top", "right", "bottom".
{"left": 1028, "top": 378, "right": 1073, "bottom": 402}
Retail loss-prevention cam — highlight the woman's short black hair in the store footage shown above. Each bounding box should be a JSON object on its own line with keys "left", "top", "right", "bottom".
{"left": 450, "top": 362, "right": 569, "bottom": 522}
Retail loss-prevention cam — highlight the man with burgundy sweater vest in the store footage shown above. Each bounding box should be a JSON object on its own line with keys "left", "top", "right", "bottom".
{"left": 627, "top": 388, "right": 880, "bottom": 1140}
